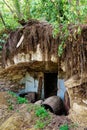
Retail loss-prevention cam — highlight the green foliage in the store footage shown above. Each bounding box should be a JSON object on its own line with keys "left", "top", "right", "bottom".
{"left": 1, "top": 0, "right": 87, "bottom": 30}
{"left": 28, "top": 104, "right": 49, "bottom": 118}
{"left": 35, "top": 106, "right": 49, "bottom": 118}
{"left": 59, "top": 123, "right": 78, "bottom": 130}
{"left": 7, "top": 98, "right": 14, "bottom": 110}
{"left": 8, "top": 91, "right": 28, "bottom": 110}
{"left": 59, "top": 124, "right": 69, "bottom": 130}
{"left": 35, "top": 106, "right": 50, "bottom": 129}
{"left": 27, "top": 104, "right": 42, "bottom": 112}
{"left": 0, "top": 0, "right": 87, "bottom": 56}
{"left": 0, "top": 32, "right": 8, "bottom": 51}
{"left": 8, "top": 91, "right": 28, "bottom": 104}
{"left": 35, "top": 120, "right": 46, "bottom": 129}
{"left": 16, "top": 96, "right": 28, "bottom": 104}
{"left": 27, "top": 104, "right": 51, "bottom": 129}
{"left": 58, "top": 41, "right": 64, "bottom": 57}
{"left": 8, "top": 104, "right": 14, "bottom": 110}
{"left": 12, "top": 0, "right": 21, "bottom": 19}
{"left": 35, "top": 107, "right": 50, "bottom": 129}
{"left": 0, "top": 46, "right": 2, "bottom": 50}
{"left": 8, "top": 91, "right": 17, "bottom": 97}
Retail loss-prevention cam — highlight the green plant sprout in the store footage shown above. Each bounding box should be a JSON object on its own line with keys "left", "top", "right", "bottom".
{"left": 59, "top": 124, "right": 69, "bottom": 130}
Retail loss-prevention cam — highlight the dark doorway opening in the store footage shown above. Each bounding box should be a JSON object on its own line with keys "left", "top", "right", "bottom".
{"left": 44, "top": 73, "right": 58, "bottom": 98}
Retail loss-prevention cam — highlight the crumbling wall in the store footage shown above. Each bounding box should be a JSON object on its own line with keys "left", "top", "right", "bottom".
{"left": 2, "top": 20, "right": 59, "bottom": 68}
{"left": 1, "top": 20, "right": 87, "bottom": 116}
{"left": 61, "top": 25, "right": 87, "bottom": 79}
{"left": 60, "top": 25, "right": 87, "bottom": 116}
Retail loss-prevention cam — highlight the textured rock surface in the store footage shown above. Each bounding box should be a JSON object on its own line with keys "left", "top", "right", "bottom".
{"left": 0, "top": 20, "right": 87, "bottom": 129}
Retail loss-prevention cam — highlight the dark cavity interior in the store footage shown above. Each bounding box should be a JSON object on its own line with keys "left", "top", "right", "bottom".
{"left": 44, "top": 73, "right": 57, "bottom": 98}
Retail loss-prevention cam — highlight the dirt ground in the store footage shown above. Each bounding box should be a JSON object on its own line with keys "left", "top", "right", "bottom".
{"left": 0, "top": 91, "right": 87, "bottom": 130}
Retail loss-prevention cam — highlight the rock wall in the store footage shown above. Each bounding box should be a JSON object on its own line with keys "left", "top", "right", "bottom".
{"left": 2, "top": 20, "right": 58, "bottom": 69}
{"left": 1, "top": 21, "right": 87, "bottom": 117}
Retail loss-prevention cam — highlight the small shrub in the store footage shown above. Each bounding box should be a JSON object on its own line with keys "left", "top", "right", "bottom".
{"left": 8, "top": 91, "right": 17, "bottom": 97}
{"left": 35, "top": 120, "right": 45, "bottom": 129}
{"left": 35, "top": 107, "right": 48, "bottom": 119}
{"left": 27, "top": 105, "right": 51, "bottom": 129}
{"left": 35, "top": 106, "right": 50, "bottom": 129}
{"left": 16, "top": 110, "right": 19, "bottom": 113}
{"left": 8, "top": 105, "right": 14, "bottom": 110}
{"left": 8, "top": 91, "right": 28, "bottom": 104}
{"left": 59, "top": 124, "right": 69, "bottom": 130}
{"left": 17, "top": 96, "right": 28, "bottom": 104}
{"left": 7, "top": 99, "right": 14, "bottom": 110}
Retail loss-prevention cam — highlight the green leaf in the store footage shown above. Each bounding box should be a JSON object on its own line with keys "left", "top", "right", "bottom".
{"left": 59, "top": 124, "right": 69, "bottom": 130}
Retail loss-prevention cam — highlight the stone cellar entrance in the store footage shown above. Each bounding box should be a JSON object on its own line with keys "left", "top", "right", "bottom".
{"left": 44, "top": 73, "right": 58, "bottom": 98}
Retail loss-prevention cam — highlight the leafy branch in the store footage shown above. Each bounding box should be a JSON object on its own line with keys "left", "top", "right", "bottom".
{"left": 0, "top": 11, "right": 6, "bottom": 27}
{"left": 2, "top": 0, "right": 14, "bottom": 14}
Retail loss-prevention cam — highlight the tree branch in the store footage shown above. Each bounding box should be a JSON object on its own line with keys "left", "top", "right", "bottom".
{"left": 50, "top": 0, "right": 57, "bottom": 7}
{"left": 0, "top": 11, "right": 6, "bottom": 27}
{"left": 68, "top": 0, "right": 71, "bottom": 4}
{"left": 76, "top": 0, "right": 79, "bottom": 6}
{"left": 3, "top": 0, "right": 14, "bottom": 14}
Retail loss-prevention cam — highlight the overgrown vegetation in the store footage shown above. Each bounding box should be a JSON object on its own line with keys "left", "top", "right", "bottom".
{"left": 0, "top": 30, "right": 9, "bottom": 50}
{"left": 35, "top": 107, "right": 50, "bottom": 129}
{"left": 0, "top": 0, "right": 87, "bottom": 55}
{"left": 59, "top": 124, "right": 69, "bottom": 130}
{"left": 7, "top": 99, "right": 14, "bottom": 110}
{"left": 59, "top": 123, "right": 78, "bottom": 130}
{"left": 8, "top": 91, "right": 28, "bottom": 110}
{"left": 17, "top": 96, "right": 28, "bottom": 104}
{"left": 27, "top": 104, "right": 51, "bottom": 129}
